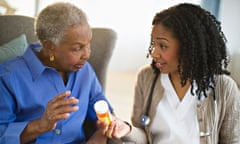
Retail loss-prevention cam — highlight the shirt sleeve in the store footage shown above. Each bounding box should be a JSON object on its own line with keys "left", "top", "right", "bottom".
{"left": 0, "top": 122, "right": 28, "bottom": 144}
{"left": 0, "top": 76, "right": 28, "bottom": 144}
{"left": 218, "top": 76, "right": 240, "bottom": 143}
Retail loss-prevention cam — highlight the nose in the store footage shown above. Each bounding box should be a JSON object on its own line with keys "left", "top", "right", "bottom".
{"left": 81, "top": 45, "right": 91, "bottom": 60}
{"left": 151, "top": 46, "right": 161, "bottom": 60}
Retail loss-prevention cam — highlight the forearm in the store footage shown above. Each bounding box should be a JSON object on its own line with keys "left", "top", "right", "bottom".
{"left": 122, "top": 126, "right": 148, "bottom": 143}
{"left": 20, "top": 119, "right": 50, "bottom": 144}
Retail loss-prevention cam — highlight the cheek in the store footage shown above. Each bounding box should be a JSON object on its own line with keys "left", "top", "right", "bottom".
{"left": 164, "top": 52, "right": 179, "bottom": 66}
{"left": 60, "top": 54, "right": 79, "bottom": 64}
{"left": 85, "top": 48, "right": 91, "bottom": 59}
{"left": 87, "top": 52, "right": 91, "bottom": 60}
{"left": 68, "top": 55, "right": 80, "bottom": 63}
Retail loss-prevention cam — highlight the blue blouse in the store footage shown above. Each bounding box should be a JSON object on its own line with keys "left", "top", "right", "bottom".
{"left": 0, "top": 43, "right": 113, "bottom": 144}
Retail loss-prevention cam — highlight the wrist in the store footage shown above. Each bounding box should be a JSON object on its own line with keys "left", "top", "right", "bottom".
{"left": 123, "top": 121, "right": 132, "bottom": 134}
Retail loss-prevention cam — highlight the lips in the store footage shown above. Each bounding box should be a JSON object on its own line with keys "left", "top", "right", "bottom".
{"left": 74, "top": 63, "right": 84, "bottom": 69}
{"left": 155, "top": 62, "right": 166, "bottom": 69}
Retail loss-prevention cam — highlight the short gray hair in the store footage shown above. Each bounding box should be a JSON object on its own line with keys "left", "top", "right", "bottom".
{"left": 35, "top": 2, "right": 89, "bottom": 45}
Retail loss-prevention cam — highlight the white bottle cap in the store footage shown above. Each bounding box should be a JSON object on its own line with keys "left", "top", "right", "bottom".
{"left": 94, "top": 100, "right": 108, "bottom": 114}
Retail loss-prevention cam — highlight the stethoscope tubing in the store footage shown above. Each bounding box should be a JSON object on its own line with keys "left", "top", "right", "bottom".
{"left": 140, "top": 72, "right": 218, "bottom": 141}
{"left": 141, "top": 71, "right": 159, "bottom": 126}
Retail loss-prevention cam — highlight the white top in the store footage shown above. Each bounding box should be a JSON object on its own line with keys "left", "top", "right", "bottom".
{"left": 150, "top": 74, "right": 200, "bottom": 144}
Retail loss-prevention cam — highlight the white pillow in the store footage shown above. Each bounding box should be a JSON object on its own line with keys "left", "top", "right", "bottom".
{"left": 0, "top": 34, "right": 28, "bottom": 63}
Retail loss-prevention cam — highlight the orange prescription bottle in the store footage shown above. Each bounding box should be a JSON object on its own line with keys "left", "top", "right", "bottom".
{"left": 94, "top": 100, "right": 112, "bottom": 125}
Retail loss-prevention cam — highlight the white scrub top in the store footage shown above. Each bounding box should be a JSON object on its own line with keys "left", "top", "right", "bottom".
{"left": 150, "top": 74, "right": 200, "bottom": 144}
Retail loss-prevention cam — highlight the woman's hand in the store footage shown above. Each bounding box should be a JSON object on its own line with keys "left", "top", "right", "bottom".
{"left": 20, "top": 90, "right": 79, "bottom": 143}
{"left": 39, "top": 90, "right": 79, "bottom": 132}
{"left": 98, "top": 116, "right": 132, "bottom": 139}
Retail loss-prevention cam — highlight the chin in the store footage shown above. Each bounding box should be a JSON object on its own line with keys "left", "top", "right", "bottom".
{"left": 158, "top": 68, "right": 167, "bottom": 73}
{"left": 71, "top": 68, "right": 79, "bottom": 72}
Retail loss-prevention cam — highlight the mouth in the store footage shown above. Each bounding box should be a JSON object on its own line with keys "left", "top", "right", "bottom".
{"left": 155, "top": 61, "right": 166, "bottom": 69}
{"left": 74, "top": 63, "right": 84, "bottom": 69}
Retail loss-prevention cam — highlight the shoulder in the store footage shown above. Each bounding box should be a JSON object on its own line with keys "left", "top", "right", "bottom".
{"left": 82, "top": 61, "right": 92, "bottom": 69}
{"left": 0, "top": 59, "right": 27, "bottom": 88}
{"left": 137, "top": 64, "right": 155, "bottom": 78}
{"left": 215, "top": 74, "right": 240, "bottom": 101}
{"left": 80, "top": 61, "right": 95, "bottom": 73}
{"left": 77, "top": 61, "right": 97, "bottom": 78}
{"left": 215, "top": 74, "right": 239, "bottom": 90}
{"left": 0, "top": 58, "right": 25, "bottom": 75}
{"left": 135, "top": 64, "right": 160, "bottom": 87}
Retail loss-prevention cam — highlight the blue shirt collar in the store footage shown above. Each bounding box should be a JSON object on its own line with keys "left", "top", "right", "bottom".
{"left": 23, "top": 42, "right": 47, "bottom": 81}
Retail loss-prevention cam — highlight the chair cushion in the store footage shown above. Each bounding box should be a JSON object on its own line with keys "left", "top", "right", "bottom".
{"left": 0, "top": 34, "right": 28, "bottom": 63}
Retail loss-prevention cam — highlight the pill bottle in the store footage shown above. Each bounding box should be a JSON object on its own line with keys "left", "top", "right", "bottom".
{"left": 94, "top": 100, "right": 112, "bottom": 125}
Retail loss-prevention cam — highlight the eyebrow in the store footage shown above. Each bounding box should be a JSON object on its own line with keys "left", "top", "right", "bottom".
{"left": 67, "top": 41, "right": 86, "bottom": 46}
{"left": 155, "top": 37, "right": 169, "bottom": 42}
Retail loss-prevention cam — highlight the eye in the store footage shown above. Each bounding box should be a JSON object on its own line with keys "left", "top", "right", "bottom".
{"left": 73, "top": 47, "right": 81, "bottom": 51}
{"left": 71, "top": 47, "right": 83, "bottom": 55}
{"left": 72, "top": 44, "right": 85, "bottom": 52}
{"left": 159, "top": 44, "right": 167, "bottom": 50}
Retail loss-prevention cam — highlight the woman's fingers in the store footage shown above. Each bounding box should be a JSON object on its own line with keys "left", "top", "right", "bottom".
{"left": 41, "top": 91, "right": 79, "bottom": 130}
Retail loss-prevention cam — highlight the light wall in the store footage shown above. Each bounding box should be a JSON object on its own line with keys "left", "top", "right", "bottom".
{"left": 220, "top": 0, "right": 240, "bottom": 54}
{"left": 12, "top": 0, "right": 240, "bottom": 73}
{"left": 35, "top": 0, "right": 201, "bottom": 72}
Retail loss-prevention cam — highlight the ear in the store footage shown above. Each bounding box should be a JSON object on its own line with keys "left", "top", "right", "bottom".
{"left": 41, "top": 40, "right": 55, "bottom": 52}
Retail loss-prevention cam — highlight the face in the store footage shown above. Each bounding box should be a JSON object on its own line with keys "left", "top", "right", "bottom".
{"left": 50, "top": 24, "right": 92, "bottom": 72}
{"left": 151, "top": 24, "right": 180, "bottom": 75}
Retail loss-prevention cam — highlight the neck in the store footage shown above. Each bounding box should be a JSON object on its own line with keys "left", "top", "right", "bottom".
{"left": 36, "top": 51, "right": 68, "bottom": 85}
{"left": 169, "top": 72, "right": 190, "bottom": 101}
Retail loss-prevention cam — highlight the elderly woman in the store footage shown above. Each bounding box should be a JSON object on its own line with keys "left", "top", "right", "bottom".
{"left": 0, "top": 2, "right": 129, "bottom": 144}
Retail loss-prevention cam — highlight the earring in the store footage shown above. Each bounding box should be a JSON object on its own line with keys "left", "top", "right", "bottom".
{"left": 50, "top": 55, "right": 54, "bottom": 62}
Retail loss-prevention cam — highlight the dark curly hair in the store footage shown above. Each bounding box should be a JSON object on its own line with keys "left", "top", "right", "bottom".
{"left": 148, "top": 3, "right": 230, "bottom": 99}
